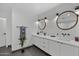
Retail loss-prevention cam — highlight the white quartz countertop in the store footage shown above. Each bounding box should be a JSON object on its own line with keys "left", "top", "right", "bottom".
{"left": 32, "top": 34, "right": 79, "bottom": 47}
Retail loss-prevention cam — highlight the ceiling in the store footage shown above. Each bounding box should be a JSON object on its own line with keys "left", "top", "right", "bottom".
{"left": 1, "top": 3, "right": 79, "bottom": 19}
{"left": 13, "top": 3, "right": 61, "bottom": 18}
{"left": 0, "top": 3, "right": 61, "bottom": 18}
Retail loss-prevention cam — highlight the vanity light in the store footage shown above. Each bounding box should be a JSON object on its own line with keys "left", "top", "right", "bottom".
{"left": 75, "top": 6, "right": 79, "bottom": 15}
{"left": 75, "top": 6, "right": 79, "bottom": 11}
{"left": 45, "top": 19, "right": 48, "bottom": 22}
{"left": 56, "top": 13, "right": 59, "bottom": 19}
{"left": 53, "top": 13, "right": 59, "bottom": 22}
{"left": 35, "top": 19, "right": 40, "bottom": 24}
{"left": 36, "top": 17, "right": 48, "bottom": 24}
{"left": 44, "top": 17, "right": 48, "bottom": 22}
{"left": 56, "top": 13, "right": 59, "bottom": 16}
{"left": 54, "top": 16, "right": 58, "bottom": 22}
{"left": 35, "top": 21, "right": 39, "bottom": 24}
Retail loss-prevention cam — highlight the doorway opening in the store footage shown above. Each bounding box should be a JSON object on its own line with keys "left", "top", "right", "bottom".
{"left": 0, "top": 17, "right": 11, "bottom": 55}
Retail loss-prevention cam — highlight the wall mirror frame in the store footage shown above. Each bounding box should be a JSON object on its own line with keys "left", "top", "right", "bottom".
{"left": 56, "top": 11, "right": 78, "bottom": 30}
{"left": 38, "top": 17, "right": 47, "bottom": 30}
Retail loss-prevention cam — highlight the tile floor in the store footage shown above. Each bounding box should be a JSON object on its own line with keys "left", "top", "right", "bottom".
{"left": 0, "top": 46, "right": 50, "bottom": 56}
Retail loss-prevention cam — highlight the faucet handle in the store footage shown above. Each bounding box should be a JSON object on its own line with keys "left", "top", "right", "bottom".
{"left": 68, "top": 33, "right": 70, "bottom": 36}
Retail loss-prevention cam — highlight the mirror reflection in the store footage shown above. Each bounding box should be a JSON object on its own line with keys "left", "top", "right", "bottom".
{"left": 56, "top": 11, "right": 78, "bottom": 30}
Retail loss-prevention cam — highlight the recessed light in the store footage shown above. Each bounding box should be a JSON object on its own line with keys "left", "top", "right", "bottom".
{"left": 45, "top": 19, "right": 48, "bottom": 22}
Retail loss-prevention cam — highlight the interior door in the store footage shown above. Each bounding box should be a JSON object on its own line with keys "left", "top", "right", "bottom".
{"left": 0, "top": 18, "right": 7, "bottom": 47}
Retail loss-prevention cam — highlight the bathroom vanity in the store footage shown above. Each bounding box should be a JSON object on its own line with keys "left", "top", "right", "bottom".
{"left": 32, "top": 10, "right": 79, "bottom": 56}
{"left": 32, "top": 34, "right": 79, "bottom": 56}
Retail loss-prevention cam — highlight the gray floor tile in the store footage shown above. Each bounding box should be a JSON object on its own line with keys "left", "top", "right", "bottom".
{"left": 0, "top": 46, "right": 50, "bottom": 56}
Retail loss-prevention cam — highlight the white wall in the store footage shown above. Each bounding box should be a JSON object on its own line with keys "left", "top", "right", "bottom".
{"left": 33, "top": 3, "right": 79, "bottom": 41}
{"left": 0, "top": 3, "right": 35, "bottom": 51}
{"left": 0, "top": 4, "right": 12, "bottom": 46}
{"left": 0, "top": 3, "right": 60, "bottom": 51}
{"left": 12, "top": 8, "right": 33, "bottom": 51}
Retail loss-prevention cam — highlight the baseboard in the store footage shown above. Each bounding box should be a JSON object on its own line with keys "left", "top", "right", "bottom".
{"left": 33, "top": 45, "right": 51, "bottom": 56}
{"left": 8, "top": 45, "right": 12, "bottom": 48}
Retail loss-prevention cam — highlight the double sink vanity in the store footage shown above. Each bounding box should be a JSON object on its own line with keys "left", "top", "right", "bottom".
{"left": 32, "top": 34, "right": 79, "bottom": 56}
{"left": 33, "top": 10, "right": 79, "bottom": 56}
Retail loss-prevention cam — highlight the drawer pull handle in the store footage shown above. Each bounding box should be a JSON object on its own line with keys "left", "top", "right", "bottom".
{"left": 57, "top": 41, "right": 63, "bottom": 44}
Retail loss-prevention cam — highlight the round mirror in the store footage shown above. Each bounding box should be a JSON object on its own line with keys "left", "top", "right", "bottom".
{"left": 56, "top": 11, "right": 78, "bottom": 30}
{"left": 38, "top": 19, "right": 46, "bottom": 30}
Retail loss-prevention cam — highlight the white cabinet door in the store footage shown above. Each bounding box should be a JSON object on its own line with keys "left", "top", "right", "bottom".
{"left": 32, "top": 36, "right": 36, "bottom": 44}
{"left": 73, "top": 46, "right": 79, "bottom": 56}
{"left": 39, "top": 38, "right": 49, "bottom": 53}
{"left": 49, "top": 40, "right": 61, "bottom": 56}
{"left": 32, "top": 36, "right": 49, "bottom": 53}
{"left": 32, "top": 36, "right": 41, "bottom": 47}
{"left": 61, "top": 43, "right": 79, "bottom": 56}
{"left": 60, "top": 43, "right": 74, "bottom": 56}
